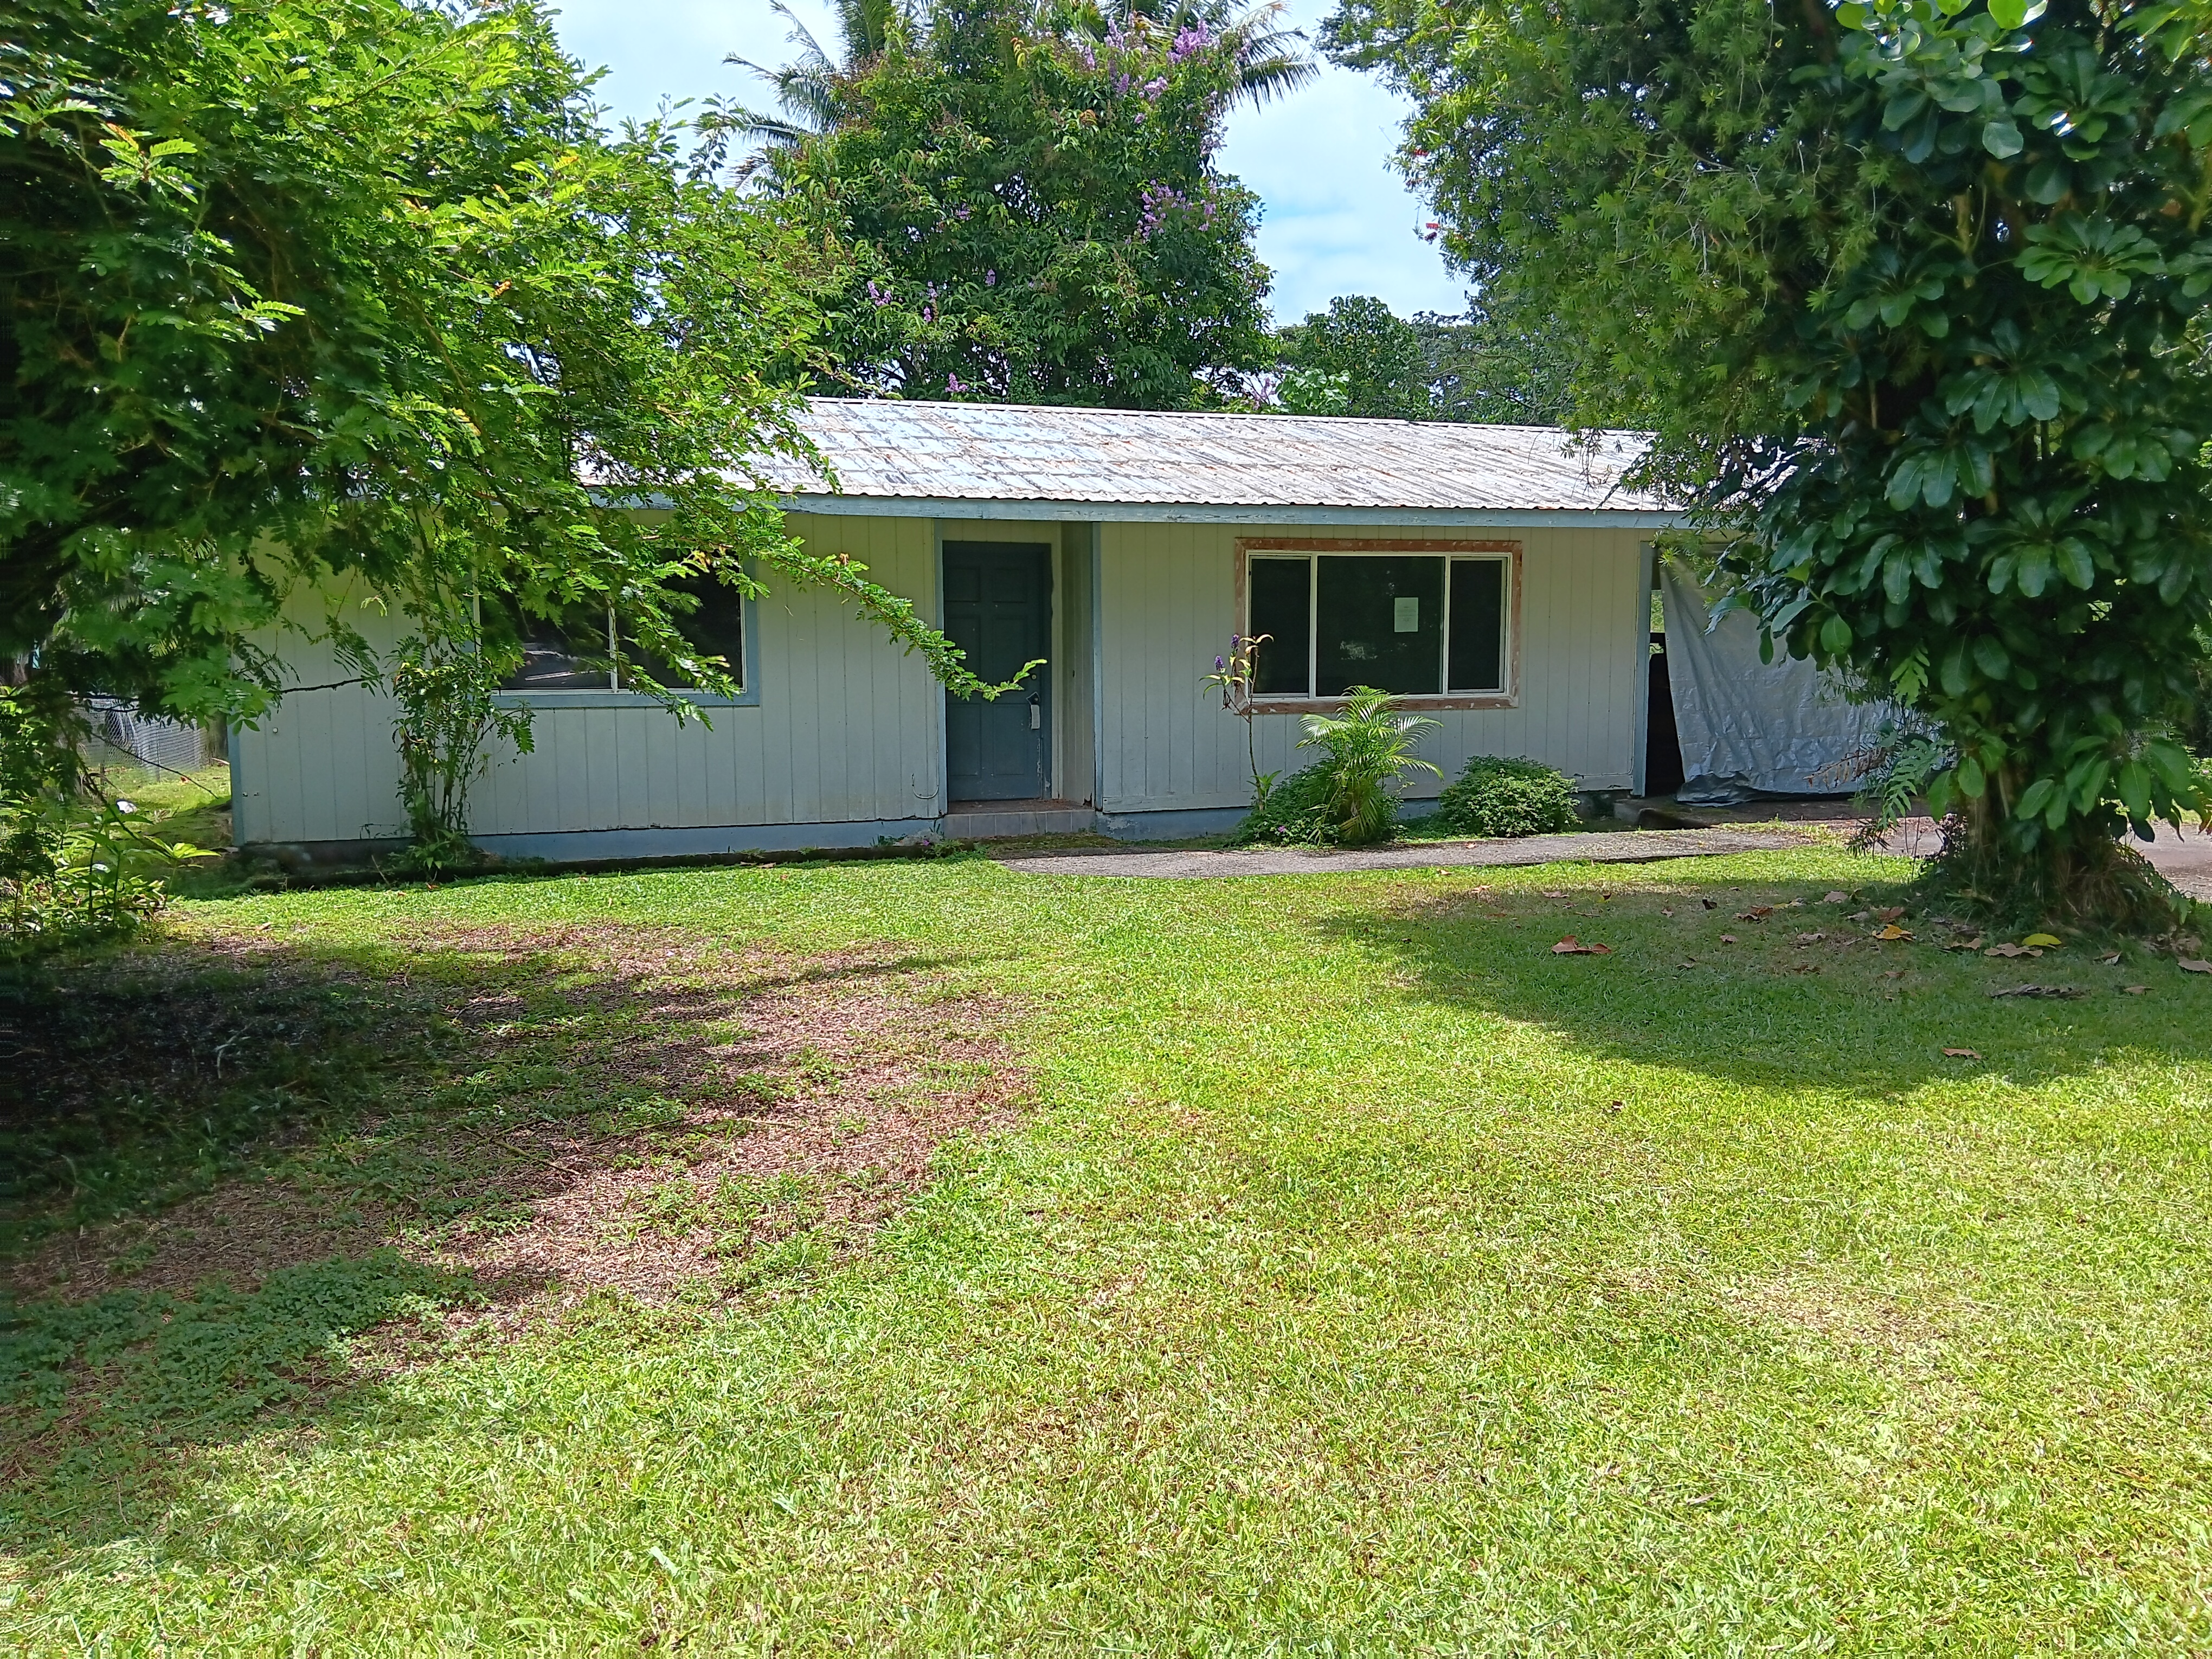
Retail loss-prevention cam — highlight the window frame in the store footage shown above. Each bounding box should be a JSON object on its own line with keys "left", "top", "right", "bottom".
{"left": 1233, "top": 538, "right": 1522, "bottom": 711}
{"left": 488, "top": 572, "right": 760, "bottom": 711}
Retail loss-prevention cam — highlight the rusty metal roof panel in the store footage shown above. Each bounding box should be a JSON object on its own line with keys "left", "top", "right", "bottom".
{"left": 764, "top": 398, "right": 1670, "bottom": 517}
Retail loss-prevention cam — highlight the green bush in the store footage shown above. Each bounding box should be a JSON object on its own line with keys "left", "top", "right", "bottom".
{"left": 1431, "top": 755, "right": 1579, "bottom": 838}
{"left": 1231, "top": 764, "right": 1335, "bottom": 846}
{"left": 1231, "top": 687, "right": 1444, "bottom": 847}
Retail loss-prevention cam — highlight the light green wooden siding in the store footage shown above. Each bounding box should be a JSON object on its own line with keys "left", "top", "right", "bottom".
{"left": 234, "top": 512, "right": 1644, "bottom": 845}
{"left": 232, "top": 513, "right": 945, "bottom": 845}
{"left": 1096, "top": 523, "right": 1645, "bottom": 814}
{"left": 229, "top": 576, "right": 408, "bottom": 845}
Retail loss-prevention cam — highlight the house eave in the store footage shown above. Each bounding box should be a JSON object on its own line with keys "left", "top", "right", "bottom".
{"left": 776, "top": 493, "right": 1687, "bottom": 529}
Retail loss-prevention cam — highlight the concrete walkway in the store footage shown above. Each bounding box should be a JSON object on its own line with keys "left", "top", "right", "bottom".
{"left": 994, "top": 826, "right": 1821, "bottom": 880}
{"left": 2145, "top": 821, "right": 2212, "bottom": 900}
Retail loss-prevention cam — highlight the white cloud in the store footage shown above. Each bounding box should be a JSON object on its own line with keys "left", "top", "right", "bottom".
{"left": 548, "top": 0, "right": 1464, "bottom": 323}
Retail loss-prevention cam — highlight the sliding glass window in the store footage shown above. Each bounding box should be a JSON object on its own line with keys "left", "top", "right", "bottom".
{"left": 1246, "top": 551, "right": 1510, "bottom": 699}
{"left": 495, "top": 575, "right": 747, "bottom": 695}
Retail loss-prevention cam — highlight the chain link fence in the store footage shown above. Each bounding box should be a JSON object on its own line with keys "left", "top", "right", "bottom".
{"left": 81, "top": 698, "right": 224, "bottom": 781}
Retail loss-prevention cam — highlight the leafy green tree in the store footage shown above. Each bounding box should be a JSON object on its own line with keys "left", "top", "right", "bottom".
{"left": 1276, "top": 295, "right": 1426, "bottom": 416}
{"left": 762, "top": 0, "right": 1273, "bottom": 405}
{"left": 1088, "top": 0, "right": 1319, "bottom": 107}
{"left": 1264, "top": 293, "right": 1578, "bottom": 421}
{"left": 1328, "top": 0, "right": 2212, "bottom": 921}
{"left": 729, "top": 0, "right": 1313, "bottom": 187}
{"left": 1411, "top": 301, "right": 1578, "bottom": 426}
{"left": 3, "top": 0, "right": 996, "bottom": 824}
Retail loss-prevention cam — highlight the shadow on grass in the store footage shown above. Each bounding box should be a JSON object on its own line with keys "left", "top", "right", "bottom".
{"left": 0, "top": 922, "right": 1009, "bottom": 1563}
{"left": 1313, "top": 861, "right": 2212, "bottom": 1096}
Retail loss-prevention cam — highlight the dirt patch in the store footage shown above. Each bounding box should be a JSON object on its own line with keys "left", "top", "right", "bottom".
{"left": 4, "top": 925, "right": 1028, "bottom": 1311}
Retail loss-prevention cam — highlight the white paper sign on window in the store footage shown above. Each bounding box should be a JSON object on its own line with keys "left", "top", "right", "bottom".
{"left": 1393, "top": 596, "right": 1419, "bottom": 633}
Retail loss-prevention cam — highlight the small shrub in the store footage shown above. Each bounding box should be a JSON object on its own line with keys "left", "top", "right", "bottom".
{"left": 1231, "top": 688, "right": 1442, "bottom": 847}
{"left": 1431, "top": 755, "right": 1579, "bottom": 838}
{"left": 1231, "top": 763, "right": 1335, "bottom": 846}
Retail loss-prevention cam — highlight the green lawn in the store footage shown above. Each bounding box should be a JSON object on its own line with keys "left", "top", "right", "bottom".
{"left": 4, "top": 846, "right": 2211, "bottom": 1651}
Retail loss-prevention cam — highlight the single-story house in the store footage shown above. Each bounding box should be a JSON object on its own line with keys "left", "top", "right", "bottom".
{"left": 230, "top": 400, "right": 1683, "bottom": 860}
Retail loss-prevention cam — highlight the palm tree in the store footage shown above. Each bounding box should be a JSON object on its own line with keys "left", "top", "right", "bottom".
{"left": 721, "top": 0, "right": 1316, "bottom": 183}
{"left": 1090, "top": 0, "right": 1318, "bottom": 110}
{"left": 721, "top": 0, "right": 912, "bottom": 184}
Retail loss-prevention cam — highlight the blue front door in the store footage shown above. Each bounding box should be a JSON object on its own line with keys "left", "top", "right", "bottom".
{"left": 943, "top": 541, "right": 1051, "bottom": 802}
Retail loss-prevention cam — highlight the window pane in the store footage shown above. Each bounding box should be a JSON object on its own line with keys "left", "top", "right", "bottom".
{"left": 498, "top": 600, "right": 609, "bottom": 691}
{"left": 1448, "top": 558, "right": 1506, "bottom": 692}
{"left": 1316, "top": 555, "right": 1443, "bottom": 697}
{"left": 627, "top": 576, "right": 745, "bottom": 691}
{"left": 1247, "top": 557, "right": 1311, "bottom": 696}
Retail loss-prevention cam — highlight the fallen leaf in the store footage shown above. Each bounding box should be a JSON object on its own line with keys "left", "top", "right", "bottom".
{"left": 2182, "top": 959, "right": 2212, "bottom": 975}
{"left": 1989, "top": 983, "right": 2086, "bottom": 999}
{"left": 1823, "top": 891, "right": 1849, "bottom": 903}
{"left": 1607, "top": 1101, "right": 1623, "bottom": 1113}
{"left": 1944, "top": 937, "right": 1985, "bottom": 951}
{"left": 1660, "top": 907, "right": 1676, "bottom": 917}
{"left": 1881, "top": 969, "right": 1903, "bottom": 980}
{"left": 2022, "top": 932, "right": 2063, "bottom": 949}
{"left": 1542, "top": 890, "right": 1567, "bottom": 899}
{"left": 1735, "top": 906, "right": 1774, "bottom": 921}
{"left": 1942, "top": 1047, "right": 1982, "bottom": 1060}
{"left": 1701, "top": 898, "right": 1719, "bottom": 910}
{"left": 1678, "top": 959, "right": 1697, "bottom": 968}
{"left": 1874, "top": 924, "right": 1913, "bottom": 941}
{"left": 1719, "top": 934, "right": 1738, "bottom": 944}
{"left": 2099, "top": 952, "right": 2121, "bottom": 965}
{"left": 1874, "top": 906, "right": 1907, "bottom": 923}
{"left": 2123, "top": 985, "right": 2148, "bottom": 995}
{"left": 1796, "top": 931, "right": 1827, "bottom": 944}
{"left": 1846, "top": 910, "right": 1870, "bottom": 923}
{"left": 1984, "top": 942, "right": 2039, "bottom": 959}
{"left": 1552, "top": 936, "right": 1613, "bottom": 955}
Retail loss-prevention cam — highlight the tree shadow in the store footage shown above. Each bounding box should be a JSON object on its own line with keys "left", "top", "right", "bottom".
{"left": 0, "top": 920, "right": 1020, "bottom": 1564}
{"left": 1309, "top": 864, "right": 2212, "bottom": 1097}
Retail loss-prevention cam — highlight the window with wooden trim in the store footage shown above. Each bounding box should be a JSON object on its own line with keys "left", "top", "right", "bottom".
{"left": 495, "top": 575, "right": 745, "bottom": 695}
{"left": 1244, "top": 548, "right": 1512, "bottom": 699}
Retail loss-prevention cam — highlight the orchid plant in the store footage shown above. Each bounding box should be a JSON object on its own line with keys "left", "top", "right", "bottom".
{"left": 1202, "top": 632, "right": 1276, "bottom": 805}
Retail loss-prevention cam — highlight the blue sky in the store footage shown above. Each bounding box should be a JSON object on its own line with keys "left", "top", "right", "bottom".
{"left": 548, "top": 0, "right": 1467, "bottom": 323}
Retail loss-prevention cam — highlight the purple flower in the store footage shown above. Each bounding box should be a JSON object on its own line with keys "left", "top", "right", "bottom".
{"left": 947, "top": 372, "right": 967, "bottom": 394}
{"left": 1216, "top": 655, "right": 1225, "bottom": 670}
{"left": 1169, "top": 22, "right": 1211, "bottom": 61}
{"left": 1142, "top": 76, "right": 1167, "bottom": 97}
{"left": 866, "top": 279, "right": 893, "bottom": 307}
{"left": 985, "top": 269, "right": 996, "bottom": 286}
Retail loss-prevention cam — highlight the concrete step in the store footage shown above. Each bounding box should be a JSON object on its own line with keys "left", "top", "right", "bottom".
{"left": 944, "top": 801, "right": 1097, "bottom": 840}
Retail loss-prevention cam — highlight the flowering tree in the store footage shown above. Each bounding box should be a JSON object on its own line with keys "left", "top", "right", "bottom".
{"left": 764, "top": 0, "right": 1273, "bottom": 405}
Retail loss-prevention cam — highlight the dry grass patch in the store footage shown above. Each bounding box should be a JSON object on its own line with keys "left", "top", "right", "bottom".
{"left": 2, "top": 923, "right": 1028, "bottom": 1486}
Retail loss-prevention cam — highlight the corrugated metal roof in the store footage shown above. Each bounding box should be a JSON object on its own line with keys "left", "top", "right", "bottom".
{"left": 763, "top": 398, "right": 1672, "bottom": 521}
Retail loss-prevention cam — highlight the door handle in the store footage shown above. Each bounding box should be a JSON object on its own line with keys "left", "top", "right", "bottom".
{"left": 1028, "top": 694, "right": 1041, "bottom": 730}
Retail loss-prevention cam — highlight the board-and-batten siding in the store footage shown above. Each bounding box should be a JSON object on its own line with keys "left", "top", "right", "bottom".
{"left": 233, "top": 511, "right": 1643, "bottom": 848}
{"left": 1095, "top": 523, "right": 1644, "bottom": 816}
{"left": 472, "top": 511, "right": 943, "bottom": 839}
{"left": 232, "top": 513, "right": 945, "bottom": 846}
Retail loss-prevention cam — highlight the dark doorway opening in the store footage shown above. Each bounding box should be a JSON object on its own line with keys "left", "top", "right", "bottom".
{"left": 942, "top": 541, "right": 1051, "bottom": 802}
{"left": 1644, "top": 633, "right": 1686, "bottom": 798}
